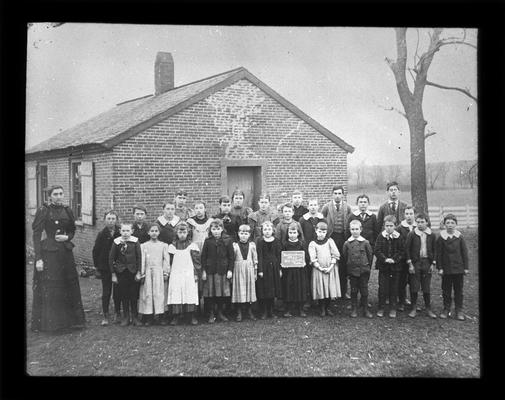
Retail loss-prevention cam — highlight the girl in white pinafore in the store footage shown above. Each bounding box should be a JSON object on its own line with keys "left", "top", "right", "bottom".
{"left": 138, "top": 224, "right": 170, "bottom": 325}
{"left": 166, "top": 222, "right": 201, "bottom": 325}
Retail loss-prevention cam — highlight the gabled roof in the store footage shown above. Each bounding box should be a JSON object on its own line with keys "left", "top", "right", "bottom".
{"left": 26, "top": 67, "right": 354, "bottom": 157}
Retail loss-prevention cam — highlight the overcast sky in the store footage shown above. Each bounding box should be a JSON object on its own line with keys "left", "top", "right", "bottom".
{"left": 26, "top": 24, "right": 477, "bottom": 166}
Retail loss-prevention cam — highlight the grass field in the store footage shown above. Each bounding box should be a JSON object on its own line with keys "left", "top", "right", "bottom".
{"left": 346, "top": 188, "right": 477, "bottom": 208}
{"left": 26, "top": 229, "right": 479, "bottom": 377}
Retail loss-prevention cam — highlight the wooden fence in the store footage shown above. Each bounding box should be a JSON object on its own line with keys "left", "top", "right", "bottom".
{"left": 365, "top": 205, "right": 478, "bottom": 229}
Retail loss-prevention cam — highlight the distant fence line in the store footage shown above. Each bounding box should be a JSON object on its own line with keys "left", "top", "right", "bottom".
{"left": 363, "top": 205, "right": 478, "bottom": 229}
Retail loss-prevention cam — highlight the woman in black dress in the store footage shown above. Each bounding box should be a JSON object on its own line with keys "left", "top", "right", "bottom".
{"left": 31, "top": 185, "right": 86, "bottom": 332}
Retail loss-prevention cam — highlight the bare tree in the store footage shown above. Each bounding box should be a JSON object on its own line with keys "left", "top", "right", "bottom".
{"left": 387, "top": 164, "right": 402, "bottom": 183}
{"left": 355, "top": 160, "right": 367, "bottom": 189}
{"left": 453, "top": 160, "right": 468, "bottom": 188}
{"left": 467, "top": 162, "right": 477, "bottom": 188}
{"left": 371, "top": 164, "right": 385, "bottom": 189}
{"left": 385, "top": 28, "right": 477, "bottom": 214}
{"left": 426, "top": 162, "right": 449, "bottom": 190}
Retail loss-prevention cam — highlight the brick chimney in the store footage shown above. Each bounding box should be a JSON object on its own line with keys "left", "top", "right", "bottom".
{"left": 154, "top": 52, "right": 174, "bottom": 95}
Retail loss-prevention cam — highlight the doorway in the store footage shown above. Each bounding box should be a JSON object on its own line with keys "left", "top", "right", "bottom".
{"left": 221, "top": 159, "right": 266, "bottom": 211}
{"left": 227, "top": 167, "right": 261, "bottom": 210}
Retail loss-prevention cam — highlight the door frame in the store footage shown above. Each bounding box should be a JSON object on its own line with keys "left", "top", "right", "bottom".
{"left": 220, "top": 158, "right": 267, "bottom": 203}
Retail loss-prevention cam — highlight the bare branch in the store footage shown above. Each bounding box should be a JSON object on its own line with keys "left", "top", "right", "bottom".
{"left": 407, "top": 67, "right": 416, "bottom": 85}
{"left": 439, "top": 40, "right": 477, "bottom": 50}
{"left": 425, "top": 80, "right": 478, "bottom": 102}
{"left": 413, "top": 28, "right": 420, "bottom": 66}
{"left": 413, "top": 28, "right": 443, "bottom": 101}
{"left": 377, "top": 103, "right": 407, "bottom": 119}
{"left": 425, "top": 130, "right": 437, "bottom": 139}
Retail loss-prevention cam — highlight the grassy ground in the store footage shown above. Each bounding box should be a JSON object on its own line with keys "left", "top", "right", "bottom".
{"left": 346, "top": 188, "right": 478, "bottom": 208}
{"left": 26, "top": 230, "right": 479, "bottom": 377}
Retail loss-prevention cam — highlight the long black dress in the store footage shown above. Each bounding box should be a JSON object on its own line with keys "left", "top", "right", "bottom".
{"left": 281, "top": 240, "right": 308, "bottom": 302}
{"left": 255, "top": 238, "right": 282, "bottom": 299}
{"left": 31, "top": 203, "right": 86, "bottom": 331}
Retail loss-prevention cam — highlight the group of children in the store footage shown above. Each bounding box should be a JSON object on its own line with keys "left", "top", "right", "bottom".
{"left": 92, "top": 184, "right": 470, "bottom": 328}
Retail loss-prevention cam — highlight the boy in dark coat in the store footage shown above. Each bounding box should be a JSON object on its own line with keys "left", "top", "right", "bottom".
{"left": 213, "top": 195, "right": 241, "bottom": 242}
{"left": 292, "top": 190, "right": 309, "bottom": 222}
{"left": 405, "top": 213, "right": 437, "bottom": 319}
{"left": 376, "top": 181, "right": 408, "bottom": 231}
{"left": 436, "top": 214, "right": 469, "bottom": 321}
{"left": 396, "top": 206, "right": 416, "bottom": 310}
{"left": 109, "top": 223, "right": 142, "bottom": 326}
{"left": 92, "top": 210, "right": 121, "bottom": 325}
{"left": 132, "top": 205, "right": 150, "bottom": 244}
{"left": 342, "top": 220, "right": 374, "bottom": 318}
{"left": 374, "top": 215, "right": 404, "bottom": 318}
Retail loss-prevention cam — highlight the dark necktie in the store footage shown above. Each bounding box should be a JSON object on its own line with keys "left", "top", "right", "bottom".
{"left": 361, "top": 213, "right": 366, "bottom": 220}
{"left": 336, "top": 203, "right": 340, "bottom": 212}
{"left": 391, "top": 202, "right": 396, "bottom": 213}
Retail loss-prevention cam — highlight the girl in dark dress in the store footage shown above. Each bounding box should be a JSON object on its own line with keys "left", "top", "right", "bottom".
{"left": 281, "top": 223, "right": 308, "bottom": 317}
{"left": 31, "top": 185, "right": 86, "bottom": 332}
{"left": 255, "top": 221, "right": 282, "bottom": 319}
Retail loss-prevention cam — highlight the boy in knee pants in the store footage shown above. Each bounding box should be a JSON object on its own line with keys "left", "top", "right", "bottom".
{"left": 405, "top": 213, "right": 437, "bottom": 318}
{"left": 342, "top": 220, "right": 373, "bottom": 318}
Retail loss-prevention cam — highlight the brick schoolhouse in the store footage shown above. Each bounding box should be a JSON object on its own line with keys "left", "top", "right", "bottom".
{"left": 26, "top": 52, "right": 354, "bottom": 263}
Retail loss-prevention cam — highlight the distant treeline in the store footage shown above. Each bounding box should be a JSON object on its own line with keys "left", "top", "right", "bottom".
{"left": 348, "top": 159, "right": 477, "bottom": 191}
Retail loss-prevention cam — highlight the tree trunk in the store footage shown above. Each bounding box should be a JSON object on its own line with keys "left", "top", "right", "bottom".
{"left": 408, "top": 104, "right": 429, "bottom": 216}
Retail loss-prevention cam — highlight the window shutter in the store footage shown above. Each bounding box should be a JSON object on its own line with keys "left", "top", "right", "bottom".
{"left": 27, "top": 165, "right": 37, "bottom": 216}
{"left": 81, "top": 161, "right": 94, "bottom": 225}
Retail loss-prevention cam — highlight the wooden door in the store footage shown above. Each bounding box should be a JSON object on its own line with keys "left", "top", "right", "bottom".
{"left": 227, "top": 167, "right": 258, "bottom": 210}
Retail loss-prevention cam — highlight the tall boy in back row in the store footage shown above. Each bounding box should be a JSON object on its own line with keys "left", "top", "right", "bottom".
{"left": 322, "top": 185, "right": 352, "bottom": 299}
{"left": 377, "top": 181, "right": 408, "bottom": 230}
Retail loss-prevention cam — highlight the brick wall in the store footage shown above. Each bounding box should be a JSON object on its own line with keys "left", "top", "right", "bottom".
{"left": 112, "top": 79, "right": 348, "bottom": 223}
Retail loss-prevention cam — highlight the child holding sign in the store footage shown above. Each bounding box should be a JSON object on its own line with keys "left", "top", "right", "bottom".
{"left": 281, "top": 223, "right": 308, "bottom": 317}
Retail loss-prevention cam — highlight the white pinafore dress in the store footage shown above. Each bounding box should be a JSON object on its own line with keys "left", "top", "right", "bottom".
{"left": 166, "top": 242, "right": 199, "bottom": 306}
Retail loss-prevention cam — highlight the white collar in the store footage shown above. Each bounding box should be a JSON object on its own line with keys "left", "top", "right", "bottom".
{"left": 347, "top": 235, "right": 366, "bottom": 242}
{"left": 440, "top": 230, "right": 461, "bottom": 240}
{"left": 158, "top": 215, "right": 180, "bottom": 227}
{"left": 333, "top": 199, "right": 343, "bottom": 206}
{"left": 114, "top": 236, "right": 138, "bottom": 244}
{"left": 388, "top": 200, "right": 398, "bottom": 204}
{"left": 303, "top": 212, "right": 324, "bottom": 220}
{"left": 414, "top": 227, "right": 432, "bottom": 236}
{"left": 353, "top": 210, "right": 373, "bottom": 216}
{"left": 381, "top": 230, "right": 400, "bottom": 239}
{"left": 400, "top": 219, "right": 416, "bottom": 228}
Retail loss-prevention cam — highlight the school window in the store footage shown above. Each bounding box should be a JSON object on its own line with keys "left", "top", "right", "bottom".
{"left": 71, "top": 162, "right": 82, "bottom": 220}
{"left": 37, "top": 164, "right": 48, "bottom": 206}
